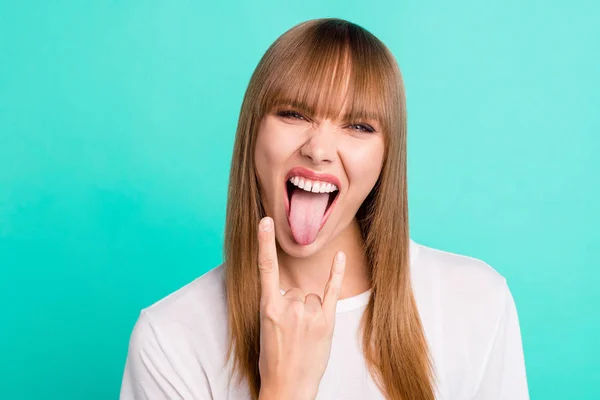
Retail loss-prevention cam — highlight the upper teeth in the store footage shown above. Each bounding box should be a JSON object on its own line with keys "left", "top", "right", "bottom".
{"left": 289, "top": 176, "right": 338, "bottom": 193}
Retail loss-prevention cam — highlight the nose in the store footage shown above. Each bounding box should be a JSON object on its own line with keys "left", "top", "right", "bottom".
{"left": 300, "top": 121, "right": 337, "bottom": 165}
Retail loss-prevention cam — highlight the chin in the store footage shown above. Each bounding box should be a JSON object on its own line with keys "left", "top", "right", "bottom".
{"left": 279, "top": 235, "right": 323, "bottom": 258}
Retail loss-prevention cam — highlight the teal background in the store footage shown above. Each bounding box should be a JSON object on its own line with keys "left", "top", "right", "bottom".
{"left": 1, "top": 0, "right": 598, "bottom": 398}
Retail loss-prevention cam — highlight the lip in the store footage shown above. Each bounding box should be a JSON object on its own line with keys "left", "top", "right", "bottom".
{"left": 283, "top": 166, "right": 342, "bottom": 241}
{"left": 284, "top": 166, "right": 342, "bottom": 189}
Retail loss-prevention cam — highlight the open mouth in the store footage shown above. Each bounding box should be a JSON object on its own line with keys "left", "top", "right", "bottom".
{"left": 283, "top": 167, "right": 342, "bottom": 245}
{"left": 284, "top": 179, "right": 341, "bottom": 246}
{"left": 285, "top": 180, "right": 339, "bottom": 215}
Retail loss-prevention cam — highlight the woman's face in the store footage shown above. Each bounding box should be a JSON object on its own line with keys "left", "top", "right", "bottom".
{"left": 254, "top": 100, "right": 385, "bottom": 258}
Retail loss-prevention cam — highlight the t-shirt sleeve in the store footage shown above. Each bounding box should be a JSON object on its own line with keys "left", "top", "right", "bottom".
{"left": 473, "top": 281, "right": 530, "bottom": 399}
{"left": 119, "top": 310, "right": 213, "bottom": 399}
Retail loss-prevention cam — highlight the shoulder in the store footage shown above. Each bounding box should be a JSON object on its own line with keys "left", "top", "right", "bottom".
{"left": 121, "top": 265, "right": 229, "bottom": 398}
{"left": 410, "top": 240, "right": 513, "bottom": 333}
{"left": 412, "top": 240, "right": 509, "bottom": 303}
{"left": 409, "top": 241, "right": 528, "bottom": 397}
{"left": 128, "top": 264, "right": 229, "bottom": 354}
{"left": 143, "top": 263, "right": 227, "bottom": 322}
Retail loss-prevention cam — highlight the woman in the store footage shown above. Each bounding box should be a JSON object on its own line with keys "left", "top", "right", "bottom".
{"left": 120, "top": 18, "right": 529, "bottom": 399}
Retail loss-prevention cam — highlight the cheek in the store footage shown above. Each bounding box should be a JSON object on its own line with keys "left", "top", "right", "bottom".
{"left": 256, "top": 125, "right": 300, "bottom": 170}
{"left": 254, "top": 126, "right": 298, "bottom": 191}
{"left": 344, "top": 141, "right": 385, "bottom": 190}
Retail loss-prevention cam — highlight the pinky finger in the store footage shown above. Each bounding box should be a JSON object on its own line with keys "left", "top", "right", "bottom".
{"left": 322, "top": 251, "right": 346, "bottom": 316}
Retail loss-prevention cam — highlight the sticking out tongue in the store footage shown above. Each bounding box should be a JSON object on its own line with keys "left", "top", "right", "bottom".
{"left": 289, "top": 188, "right": 329, "bottom": 245}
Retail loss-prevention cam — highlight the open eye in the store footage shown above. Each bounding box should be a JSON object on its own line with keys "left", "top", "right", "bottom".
{"left": 348, "top": 123, "right": 376, "bottom": 133}
{"left": 276, "top": 109, "right": 377, "bottom": 133}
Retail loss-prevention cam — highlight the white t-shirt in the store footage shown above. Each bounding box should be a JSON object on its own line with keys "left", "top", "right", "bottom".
{"left": 120, "top": 239, "right": 529, "bottom": 399}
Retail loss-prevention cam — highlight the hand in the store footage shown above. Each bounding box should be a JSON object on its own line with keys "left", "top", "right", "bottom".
{"left": 256, "top": 217, "right": 346, "bottom": 400}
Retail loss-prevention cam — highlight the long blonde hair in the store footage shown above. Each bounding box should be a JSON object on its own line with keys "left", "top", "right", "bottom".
{"left": 223, "top": 18, "right": 437, "bottom": 399}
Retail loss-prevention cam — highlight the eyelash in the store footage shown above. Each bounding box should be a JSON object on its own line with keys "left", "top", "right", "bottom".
{"left": 275, "top": 109, "right": 376, "bottom": 133}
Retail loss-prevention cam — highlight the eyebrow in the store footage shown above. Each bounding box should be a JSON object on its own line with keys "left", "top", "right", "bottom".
{"left": 271, "top": 98, "right": 381, "bottom": 124}
{"left": 271, "top": 99, "right": 315, "bottom": 115}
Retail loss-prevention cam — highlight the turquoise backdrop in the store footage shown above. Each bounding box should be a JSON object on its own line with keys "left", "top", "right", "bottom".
{"left": 1, "top": 1, "right": 598, "bottom": 399}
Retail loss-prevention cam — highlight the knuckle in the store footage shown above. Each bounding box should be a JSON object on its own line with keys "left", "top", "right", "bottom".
{"left": 258, "top": 257, "right": 275, "bottom": 272}
{"left": 306, "top": 293, "right": 322, "bottom": 303}
{"left": 283, "top": 288, "right": 303, "bottom": 299}
{"left": 319, "top": 322, "right": 331, "bottom": 336}
{"left": 290, "top": 301, "right": 305, "bottom": 317}
{"left": 326, "top": 284, "right": 339, "bottom": 298}
{"left": 307, "top": 314, "right": 327, "bottom": 333}
{"left": 261, "top": 303, "right": 279, "bottom": 322}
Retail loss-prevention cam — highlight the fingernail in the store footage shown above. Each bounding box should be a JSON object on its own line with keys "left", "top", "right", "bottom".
{"left": 336, "top": 251, "right": 345, "bottom": 263}
{"left": 260, "top": 217, "right": 273, "bottom": 232}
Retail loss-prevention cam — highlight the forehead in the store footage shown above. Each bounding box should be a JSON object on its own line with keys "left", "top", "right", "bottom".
{"left": 258, "top": 41, "right": 389, "bottom": 129}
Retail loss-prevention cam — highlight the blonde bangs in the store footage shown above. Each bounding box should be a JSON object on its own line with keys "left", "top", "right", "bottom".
{"left": 255, "top": 20, "right": 398, "bottom": 139}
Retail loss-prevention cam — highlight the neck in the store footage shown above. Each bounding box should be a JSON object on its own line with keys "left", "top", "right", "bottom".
{"left": 276, "top": 218, "right": 370, "bottom": 300}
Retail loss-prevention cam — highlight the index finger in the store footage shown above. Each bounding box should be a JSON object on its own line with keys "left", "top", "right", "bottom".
{"left": 257, "top": 217, "right": 281, "bottom": 304}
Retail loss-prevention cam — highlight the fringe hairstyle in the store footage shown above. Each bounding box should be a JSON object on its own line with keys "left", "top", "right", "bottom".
{"left": 223, "top": 18, "right": 437, "bottom": 399}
